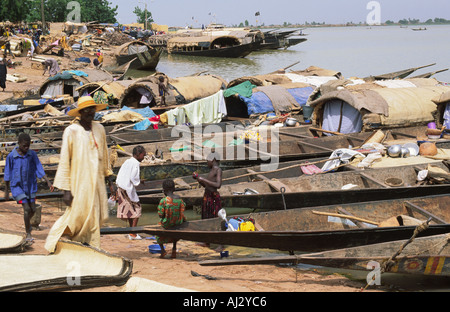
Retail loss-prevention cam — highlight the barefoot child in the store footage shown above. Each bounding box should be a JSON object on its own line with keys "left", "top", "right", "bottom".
{"left": 156, "top": 179, "right": 186, "bottom": 258}
{"left": 193, "top": 152, "right": 222, "bottom": 219}
{"left": 4, "top": 133, "right": 53, "bottom": 241}
{"left": 116, "top": 145, "right": 146, "bottom": 240}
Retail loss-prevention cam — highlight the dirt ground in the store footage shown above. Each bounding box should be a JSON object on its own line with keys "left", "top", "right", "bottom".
{"left": 0, "top": 49, "right": 113, "bottom": 103}
{"left": 0, "top": 198, "right": 389, "bottom": 294}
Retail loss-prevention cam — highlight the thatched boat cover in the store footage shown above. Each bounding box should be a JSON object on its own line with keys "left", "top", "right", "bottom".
{"left": 170, "top": 75, "right": 227, "bottom": 102}
{"left": 39, "top": 69, "right": 113, "bottom": 97}
{"left": 115, "top": 40, "right": 153, "bottom": 56}
{"left": 308, "top": 78, "right": 450, "bottom": 130}
{"left": 227, "top": 66, "right": 341, "bottom": 88}
{"left": 76, "top": 80, "right": 133, "bottom": 100}
{"left": 0, "top": 241, "right": 132, "bottom": 291}
{"left": 0, "top": 229, "right": 26, "bottom": 253}
{"left": 167, "top": 35, "right": 240, "bottom": 52}
{"left": 431, "top": 90, "right": 450, "bottom": 129}
{"left": 119, "top": 74, "right": 226, "bottom": 108}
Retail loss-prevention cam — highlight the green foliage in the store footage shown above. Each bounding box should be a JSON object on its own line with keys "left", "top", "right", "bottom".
{"left": 0, "top": 0, "right": 32, "bottom": 23}
{"left": 133, "top": 6, "right": 153, "bottom": 25}
{"left": 1, "top": 0, "right": 118, "bottom": 24}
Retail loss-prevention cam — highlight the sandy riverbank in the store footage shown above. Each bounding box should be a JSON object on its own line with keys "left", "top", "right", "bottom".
{"left": 0, "top": 49, "right": 113, "bottom": 104}
{"left": 5, "top": 197, "right": 450, "bottom": 294}
{"left": 0, "top": 198, "right": 385, "bottom": 293}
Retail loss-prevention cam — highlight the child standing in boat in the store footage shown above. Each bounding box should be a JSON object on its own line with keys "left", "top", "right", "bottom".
{"left": 156, "top": 179, "right": 186, "bottom": 258}
{"left": 158, "top": 76, "right": 168, "bottom": 106}
{"left": 193, "top": 152, "right": 222, "bottom": 220}
{"left": 4, "top": 133, "right": 53, "bottom": 242}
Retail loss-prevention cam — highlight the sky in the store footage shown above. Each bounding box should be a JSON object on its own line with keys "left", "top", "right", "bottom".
{"left": 108, "top": 0, "right": 450, "bottom": 27}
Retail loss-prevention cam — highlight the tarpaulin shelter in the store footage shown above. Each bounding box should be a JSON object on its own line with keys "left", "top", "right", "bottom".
{"left": 76, "top": 80, "right": 134, "bottom": 105}
{"left": 431, "top": 89, "right": 450, "bottom": 131}
{"left": 39, "top": 69, "right": 113, "bottom": 98}
{"left": 118, "top": 74, "right": 226, "bottom": 108}
{"left": 307, "top": 78, "right": 450, "bottom": 134}
{"left": 223, "top": 66, "right": 341, "bottom": 118}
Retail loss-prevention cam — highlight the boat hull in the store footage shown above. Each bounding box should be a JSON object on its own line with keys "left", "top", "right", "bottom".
{"left": 102, "top": 194, "right": 450, "bottom": 253}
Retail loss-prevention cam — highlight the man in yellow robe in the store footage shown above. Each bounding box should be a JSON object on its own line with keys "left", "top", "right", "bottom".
{"left": 45, "top": 96, "right": 116, "bottom": 253}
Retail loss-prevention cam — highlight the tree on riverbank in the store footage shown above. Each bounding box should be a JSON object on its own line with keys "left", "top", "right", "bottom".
{"left": 0, "top": 0, "right": 118, "bottom": 24}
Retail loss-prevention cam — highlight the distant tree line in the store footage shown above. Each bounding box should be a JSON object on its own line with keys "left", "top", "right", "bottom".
{"left": 0, "top": 0, "right": 118, "bottom": 24}
{"left": 385, "top": 18, "right": 450, "bottom": 25}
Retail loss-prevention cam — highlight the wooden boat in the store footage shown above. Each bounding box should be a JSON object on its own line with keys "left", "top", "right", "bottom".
{"left": 199, "top": 233, "right": 450, "bottom": 278}
{"left": 139, "top": 160, "right": 450, "bottom": 208}
{"left": 101, "top": 193, "right": 450, "bottom": 253}
{"left": 367, "top": 63, "right": 436, "bottom": 80}
{"left": 115, "top": 40, "right": 163, "bottom": 70}
{"left": 0, "top": 229, "right": 27, "bottom": 253}
{"left": 258, "top": 29, "right": 307, "bottom": 50}
{"left": 200, "top": 232, "right": 450, "bottom": 279}
{"left": 110, "top": 124, "right": 430, "bottom": 169}
{"left": 167, "top": 35, "right": 259, "bottom": 58}
{"left": 0, "top": 241, "right": 132, "bottom": 292}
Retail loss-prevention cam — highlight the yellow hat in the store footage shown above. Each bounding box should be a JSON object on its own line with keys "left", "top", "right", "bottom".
{"left": 67, "top": 96, "right": 107, "bottom": 117}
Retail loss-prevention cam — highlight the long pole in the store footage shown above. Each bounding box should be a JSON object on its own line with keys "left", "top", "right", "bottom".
{"left": 40, "top": 0, "right": 46, "bottom": 34}
{"left": 145, "top": 3, "right": 147, "bottom": 30}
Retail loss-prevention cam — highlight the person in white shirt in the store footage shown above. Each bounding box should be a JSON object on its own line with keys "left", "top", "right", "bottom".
{"left": 115, "top": 145, "right": 146, "bottom": 240}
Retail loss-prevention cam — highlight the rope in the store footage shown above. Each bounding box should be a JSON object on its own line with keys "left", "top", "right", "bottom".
{"left": 362, "top": 218, "right": 431, "bottom": 291}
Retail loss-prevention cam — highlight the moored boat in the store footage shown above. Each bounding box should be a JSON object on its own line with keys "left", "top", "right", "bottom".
{"left": 101, "top": 193, "right": 450, "bottom": 253}
{"left": 114, "top": 40, "right": 163, "bottom": 70}
{"left": 200, "top": 233, "right": 450, "bottom": 278}
{"left": 167, "top": 35, "right": 259, "bottom": 58}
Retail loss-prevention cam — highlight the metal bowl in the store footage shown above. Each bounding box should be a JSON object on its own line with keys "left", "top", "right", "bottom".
{"left": 401, "top": 147, "right": 410, "bottom": 158}
{"left": 285, "top": 118, "right": 298, "bottom": 127}
{"left": 402, "top": 143, "right": 419, "bottom": 156}
{"left": 387, "top": 144, "right": 402, "bottom": 157}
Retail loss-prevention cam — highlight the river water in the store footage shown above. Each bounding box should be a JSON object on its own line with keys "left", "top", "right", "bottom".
{"left": 128, "top": 24, "right": 450, "bottom": 83}
{"left": 115, "top": 26, "right": 450, "bottom": 291}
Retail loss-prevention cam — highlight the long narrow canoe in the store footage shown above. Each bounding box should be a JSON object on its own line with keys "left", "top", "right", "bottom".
{"left": 0, "top": 241, "right": 132, "bottom": 292}
{"left": 139, "top": 161, "right": 450, "bottom": 208}
{"left": 101, "top": 193, "right": 450, "bottom": 253}
{"left": 199, "top": 233, "right": 450, "bottom": 278}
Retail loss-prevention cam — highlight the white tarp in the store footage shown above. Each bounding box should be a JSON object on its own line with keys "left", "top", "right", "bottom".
{"left": 322, "top": 99, "right": 363, "bottom": 135}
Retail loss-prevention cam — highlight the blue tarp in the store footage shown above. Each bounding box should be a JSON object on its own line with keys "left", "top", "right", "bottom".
{"left": 133, "top": 118, "right": 152, "bottom": 130}
{"left": 287, "top": 87, "right": 314, "bottom": 105}
{"left": 240, "top": 92, "right": 274, "bottom": 116}
{"left": 240, "top": 87, "right": 315, "bottom": 116}
{"left": 121, "top": 105, "right": 156, "bottom": 118}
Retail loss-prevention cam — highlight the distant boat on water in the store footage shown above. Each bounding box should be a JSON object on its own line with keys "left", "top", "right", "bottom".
{"left": 412, "top": 27, "right": 427, "bottom": 31}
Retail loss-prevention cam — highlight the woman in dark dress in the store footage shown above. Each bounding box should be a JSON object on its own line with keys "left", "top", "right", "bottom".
{"left": 0, "top": 58, "right": 7, "bottom": 91}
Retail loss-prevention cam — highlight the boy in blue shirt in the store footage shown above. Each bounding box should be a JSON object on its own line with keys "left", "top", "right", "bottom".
{"left": 4, "top": 133, "right": 53, "bottom": 241}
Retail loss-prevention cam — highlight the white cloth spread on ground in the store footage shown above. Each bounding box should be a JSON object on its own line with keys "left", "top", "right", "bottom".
{"left": 45, "top": 121, "right": 112, "bottom": 253}
{"left": 116, "top": 157, "right": 141, "bottom": 203}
